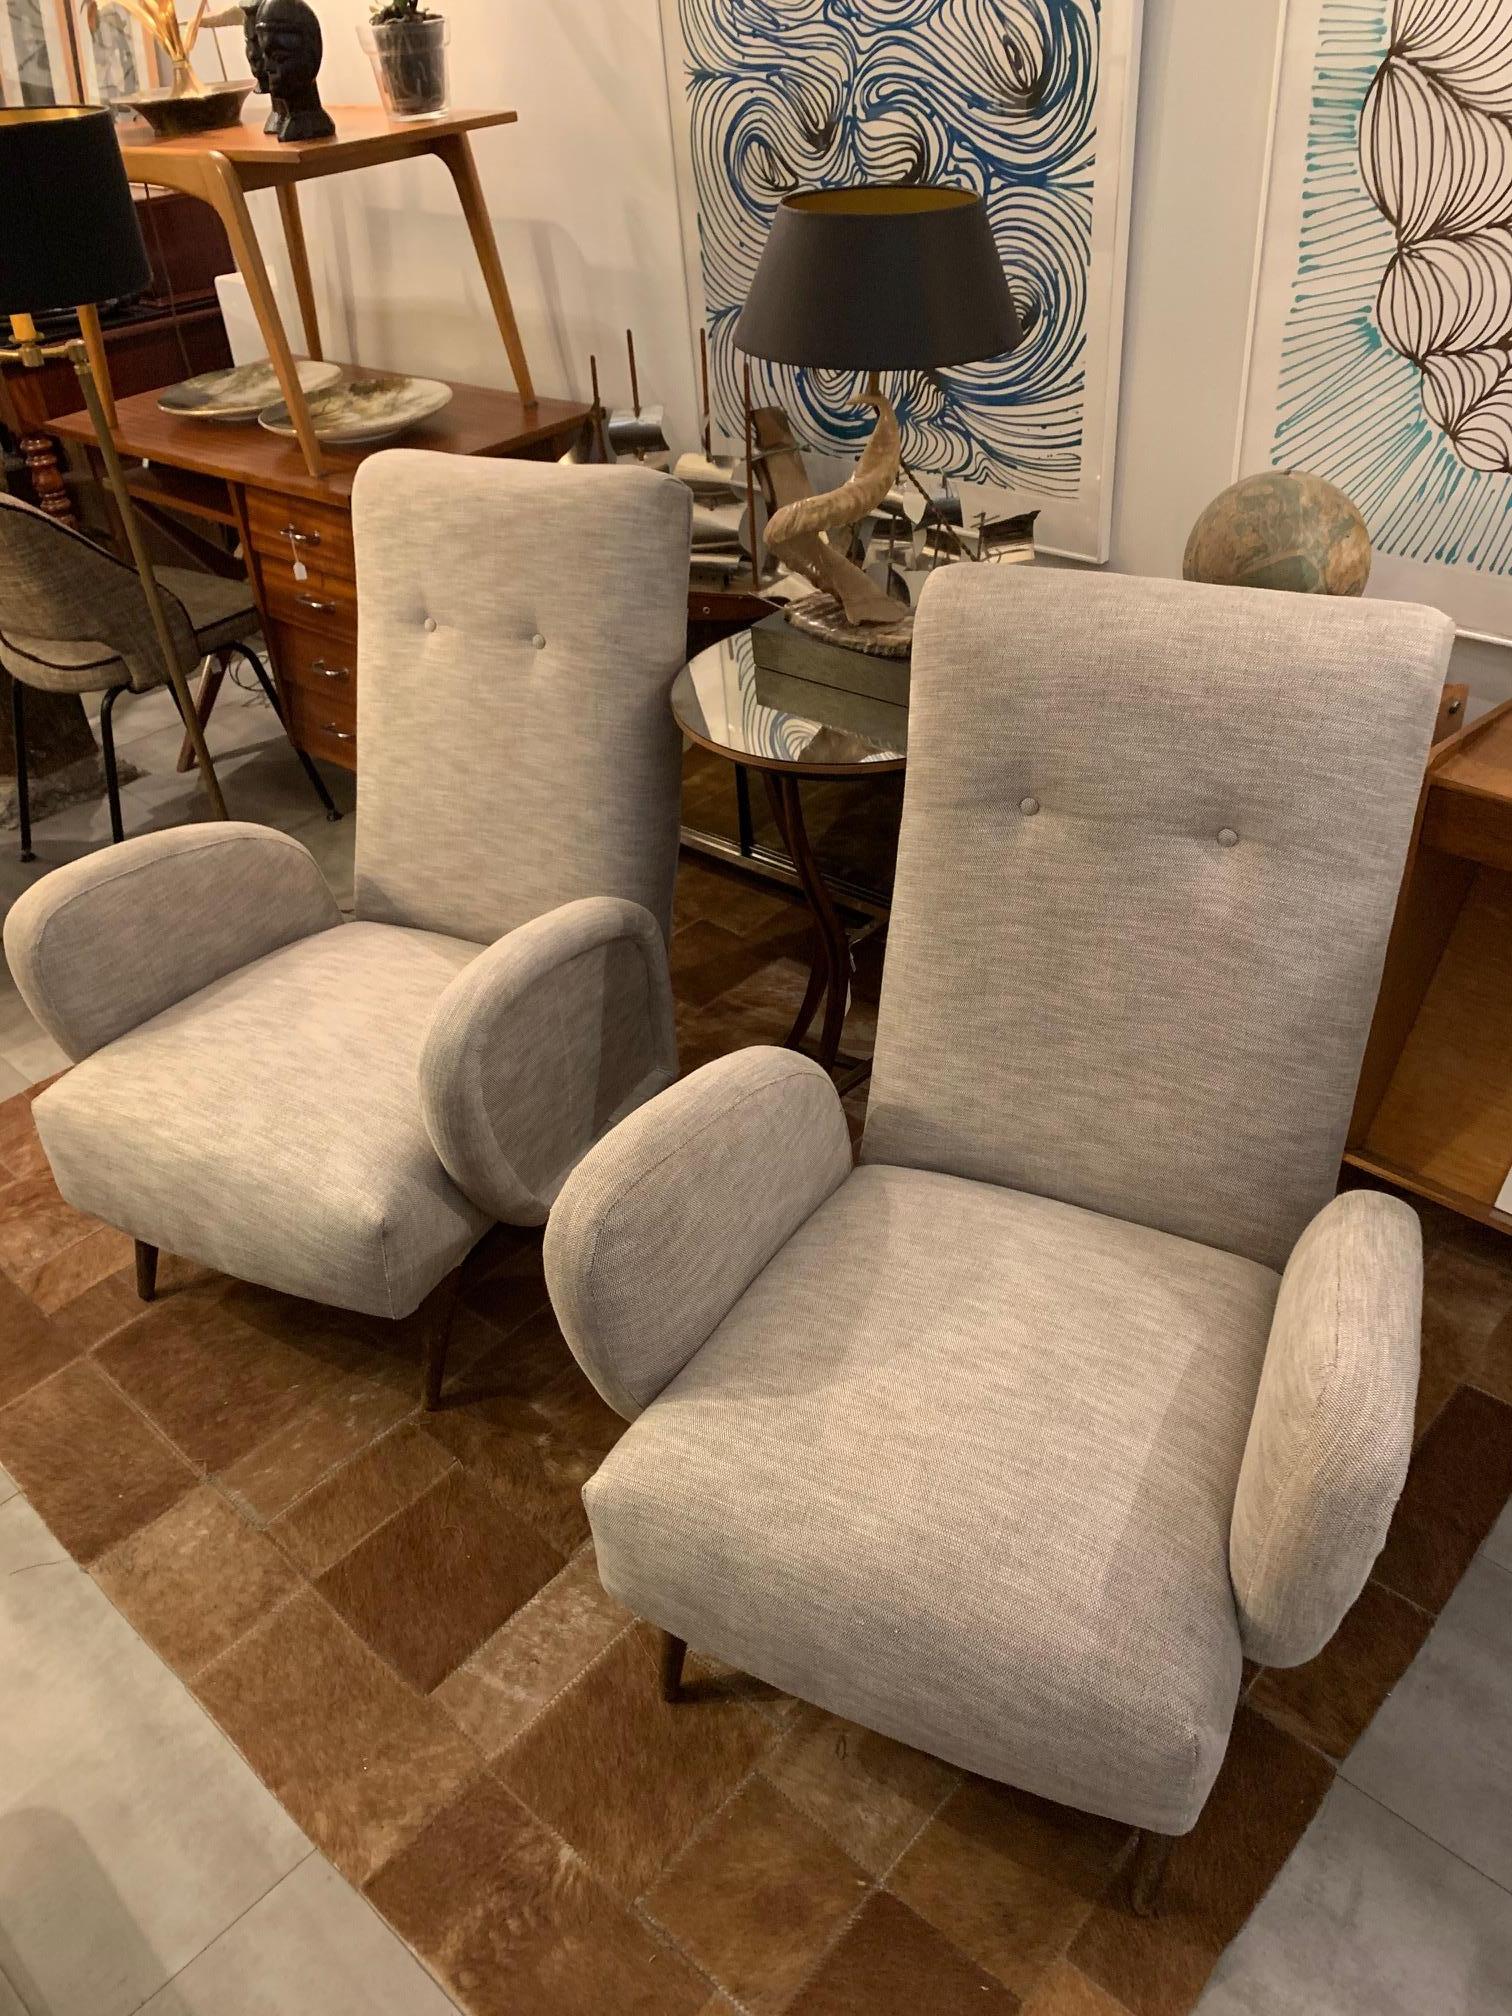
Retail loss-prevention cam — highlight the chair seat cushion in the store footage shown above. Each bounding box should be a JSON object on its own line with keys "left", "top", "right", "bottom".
{"left": 0, "top": 567, "right": 257, "bottom": 696}
{"left": 33, "top": 921, "right": 491, "bottom": 1318}
{"left": 586, "top": 1164, "right": 1280, "bottom": 1832}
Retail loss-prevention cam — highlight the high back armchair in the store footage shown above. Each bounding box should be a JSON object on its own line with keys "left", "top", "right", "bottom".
{"left": 543, "top": 565, "right": 1452, "bottom": 1888}
{"left": 4, "top": 453, "right": 691, "bottom": 1404}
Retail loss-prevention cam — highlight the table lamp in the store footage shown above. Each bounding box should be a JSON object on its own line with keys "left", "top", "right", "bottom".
{"left": 734, "top": 185, "right": 1021, "bottom": 647}
{"left": 0, "top": 106, "right": 227, "bottom": 817}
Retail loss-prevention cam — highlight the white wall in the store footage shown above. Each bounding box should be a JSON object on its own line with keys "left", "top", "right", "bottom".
{"left": 256, "top": 0, "right": 699, "bottom": 447}
{"left": 253, "top": 0, "right": 1510, "bottom": 703}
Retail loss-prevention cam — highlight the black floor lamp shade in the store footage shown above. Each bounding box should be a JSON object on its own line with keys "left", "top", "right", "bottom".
{"left": 733, "top": 185, "right": 1021, "bottom": 371}
{"left": 0, "top": 107, "right": 151, "bottom": 319}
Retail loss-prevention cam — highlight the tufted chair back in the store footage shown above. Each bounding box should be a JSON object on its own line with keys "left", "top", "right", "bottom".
{"left": 351, "top": 452, "right": 692, "bottom": 946}
{"left": 0, "top": 492, "right": 197, "bottom": 692}
{"left": 862, "top": 565, "right": 1453, "bottom": 1269}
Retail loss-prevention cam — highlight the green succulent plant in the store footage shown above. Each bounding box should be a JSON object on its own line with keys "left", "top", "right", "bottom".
{"left": 368, "top": 0, "right": 439, "bottom": 22}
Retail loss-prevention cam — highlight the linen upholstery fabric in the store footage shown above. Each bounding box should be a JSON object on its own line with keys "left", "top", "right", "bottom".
{"left": 33, "top": 923, "right": 489, "bottom": 1317}
{"left": 863, "top": 568, "right": 1453, "bottom": 1269}
{"left": 587, "top": 1164, "right": 1279, "bottom": 1832}
{"left": 0, "top": 493, "right": 234, "bottom": 692}
{"left": 1231, "top": 1189, "right": 1422, "bottom": 1665}
{"left": 352, "top": 453, "right": 691, "bottom": 946}
{"left": 420, "top": 896, "right": 677, "bottom": 1226}
{"left": 545, "top": 1047, "right": 853, "bottom": 1420}
{"left": 3, "top": 824, "right": 341, "bottom": 1061}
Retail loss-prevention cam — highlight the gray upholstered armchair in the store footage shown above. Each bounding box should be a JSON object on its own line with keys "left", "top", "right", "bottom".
{"left": 4, "top": 452, "right": 691, "bottom": 1404}
{"left": 544, "top": 566, "right": 1452, "bottom": 1897}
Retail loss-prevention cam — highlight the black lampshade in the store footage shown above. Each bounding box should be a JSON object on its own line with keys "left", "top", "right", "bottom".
{"left": 0, "top": 107, "right": 151, "bottom": 319}
{"left": 734, "top": 186, "right": 1020, "bottom": 371}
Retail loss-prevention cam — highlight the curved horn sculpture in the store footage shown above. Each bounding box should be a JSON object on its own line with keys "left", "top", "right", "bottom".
{"left": 764, "top": 383, "right": 904, "bottom": 627}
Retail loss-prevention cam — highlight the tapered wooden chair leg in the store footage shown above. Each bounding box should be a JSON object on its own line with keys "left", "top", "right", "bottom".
{"left": 1127, "top": 1828, "right": 1177, "bottom": 1917}
{"left": 659, "top": 1631, "right": 688, "bottom": 1703}
{"left": 134, "top": 1240, "right": 158, "bottom": 1303}
{"left": 418, "top": 1267, "right": 464, "bottom": 1411}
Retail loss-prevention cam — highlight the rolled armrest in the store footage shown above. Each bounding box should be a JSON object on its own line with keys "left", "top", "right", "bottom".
{"left": 419, "top": 895, "right": 677, "bottom": 1226}
{"left": 1230, "top": 1189, "right": 1421, "bottom": 1666}
{"left": 544, "top": 1045, "right": 852, "bottom": 1420}
{"left": 2, "top": 822, "right": 340, "bottom": 1061}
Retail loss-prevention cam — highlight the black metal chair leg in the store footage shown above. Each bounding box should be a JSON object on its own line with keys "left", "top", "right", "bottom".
{"left": 11, "top": 678, "right": 35, "bottom": 862}
{"left": 99, "top": 682, "right": 128, "bottom": 845}
{"left": 233, "top": 642, "right": 342, "bottom": 821}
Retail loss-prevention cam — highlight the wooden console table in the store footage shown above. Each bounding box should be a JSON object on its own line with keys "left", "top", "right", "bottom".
{"left": 1348, "top": 693, "right": 1512, "bottom": 1232}
{"left": 52, "top": 379, "right": 591, "bottom": 773}
{"left": 107, "top": 108, "right": 536, "bottom": 478}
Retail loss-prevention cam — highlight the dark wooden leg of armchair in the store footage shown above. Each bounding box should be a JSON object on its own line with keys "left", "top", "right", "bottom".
{"left": 418, "top": 1266, "right": 465, "bottom": 1412}
{"left": 134, "top": 1240, "right": 158, "bottom": 1303}
{"left": 1127, "top": 1828, "right": 1177, "bottom": 1917}
{"left": 658, "top": 1631, "right": 688, "bottom": 1703}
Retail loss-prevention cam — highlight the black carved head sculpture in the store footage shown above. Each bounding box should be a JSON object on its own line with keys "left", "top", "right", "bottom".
{"left": 255, "top": 0, "right": 336, "bottom": 143}
{"left": 241, "top": 2, "right": 282, "bottom": 134}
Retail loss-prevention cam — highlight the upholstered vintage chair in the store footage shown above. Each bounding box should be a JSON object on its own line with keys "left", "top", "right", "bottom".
{"left": 0, "top": 491, "right": 337, "bottom": 856}
{"left": 5, "top": 453, "right": 691, "bottom": 1404}
{"left": 544, "top": 565, "right": 1452, "bottom": 1898}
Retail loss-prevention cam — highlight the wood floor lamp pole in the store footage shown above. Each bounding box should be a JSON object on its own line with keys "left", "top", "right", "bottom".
{"left": 4, "top": 314, "right": 228, "bottom": 822}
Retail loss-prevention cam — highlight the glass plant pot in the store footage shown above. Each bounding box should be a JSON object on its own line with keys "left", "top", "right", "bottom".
{"left": 359, "top": 16, "right": 450, "bottom": 119}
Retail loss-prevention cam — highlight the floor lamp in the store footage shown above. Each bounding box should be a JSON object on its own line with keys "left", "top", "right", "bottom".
{"left": 1, "top": 106, "right": 227, "bottom": 820}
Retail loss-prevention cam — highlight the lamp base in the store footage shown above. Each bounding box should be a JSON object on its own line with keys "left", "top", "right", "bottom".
{"left": 783, "top": 591, "right": 913, "bottom": 659}
{"left": 764, "top": 383, "right": 908, "bottom": 629}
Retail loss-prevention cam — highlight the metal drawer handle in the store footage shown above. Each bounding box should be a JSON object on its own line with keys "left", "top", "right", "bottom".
{"left": 295, "top": 594, "right": 336, "bottom": 613}
{"left": 321, "top": 724, "right": 355, "bottom": 742}
{"left": 280, "top": 524, "right": 320, "bottom": 546}
{"left": 311, "top": 660, "right": 350, "bottom": 681}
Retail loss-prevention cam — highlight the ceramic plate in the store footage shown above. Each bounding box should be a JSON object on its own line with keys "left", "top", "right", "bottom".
{"left": 257, "top": 374, "right": 454, "bottom": 445}
{"left": 158, "top": 358, "right": 342, "bottom": 422}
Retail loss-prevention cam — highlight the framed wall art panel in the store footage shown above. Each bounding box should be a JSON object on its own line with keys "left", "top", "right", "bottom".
{"left": 1237, "top": 0, "right": 1512, "bottom": 647}
{"left": 659, "top": 0, "right": 1144, "bottom": 562}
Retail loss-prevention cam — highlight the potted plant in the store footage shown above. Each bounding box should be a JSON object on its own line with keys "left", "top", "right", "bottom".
{"left": 360, "top": 0, "right": 450, "bottom": 119}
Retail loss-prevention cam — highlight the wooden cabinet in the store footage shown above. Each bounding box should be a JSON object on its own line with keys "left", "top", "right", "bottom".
{"left": 1348, "top": 695, "right": 1512, "bottom": 1232}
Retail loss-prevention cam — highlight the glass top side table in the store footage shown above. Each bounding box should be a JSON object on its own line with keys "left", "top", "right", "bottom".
{"left": 672, "top": 626, "right": 907, "bottom": 1071}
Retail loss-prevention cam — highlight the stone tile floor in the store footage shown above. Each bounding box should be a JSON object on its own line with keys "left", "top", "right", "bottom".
{"left": 0, "top": 686, "right": 1510, "bottom": 2013}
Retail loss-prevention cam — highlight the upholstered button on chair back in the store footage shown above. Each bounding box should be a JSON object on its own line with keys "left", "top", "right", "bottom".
{"left": 0, "top": 493, "right": 197, "bottom": 691}
{"left": 351, "top": 453, "right": 692, "bottom": 947}
{"left": 862, "top": 567, "right": 1451, "bottom": 1268}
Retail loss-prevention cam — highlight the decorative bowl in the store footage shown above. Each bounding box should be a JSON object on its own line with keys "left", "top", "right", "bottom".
{"left": 115, "top": 81, "right": 255, "bottom": 140}
{"left": 159, "top": 358, "right": 343, "bottom": 422}
{"left": 257, "top": 373, "right": 454, "bottom": 445}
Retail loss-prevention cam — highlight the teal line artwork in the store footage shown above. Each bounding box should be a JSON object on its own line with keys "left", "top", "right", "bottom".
{"left": 1272, "top": 0, "right": 1512, "bottom": 574}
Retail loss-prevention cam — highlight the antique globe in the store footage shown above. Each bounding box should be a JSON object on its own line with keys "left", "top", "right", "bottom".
{"left": 1183, "top": 471, "right": 1371, "bottom": 596}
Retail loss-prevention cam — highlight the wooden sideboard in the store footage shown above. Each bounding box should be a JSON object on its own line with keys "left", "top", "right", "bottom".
{"left": 51, "top": 379, "right": 592, "bottom": 772}
{"left": 1348, "top": 693, "right": 1512, "bottom": 1232}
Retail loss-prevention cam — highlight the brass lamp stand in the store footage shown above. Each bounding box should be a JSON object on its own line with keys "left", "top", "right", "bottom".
{"left": 4, "top": 311, "right": 227, "bottom": 820}
{"left": 1, "top": 104, "right": 228, "bottom": 824}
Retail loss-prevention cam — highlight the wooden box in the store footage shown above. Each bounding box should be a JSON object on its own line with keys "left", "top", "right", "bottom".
{"left": 750, "top": 610, "right": 909, "bottom": 748}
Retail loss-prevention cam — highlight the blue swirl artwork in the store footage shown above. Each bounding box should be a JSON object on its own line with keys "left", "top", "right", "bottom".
{"left": 672, "top": 0, "right": 1104, "bottom": 510}
{"left": 1269, "top": 0, "right": 1512, "bottom": 577}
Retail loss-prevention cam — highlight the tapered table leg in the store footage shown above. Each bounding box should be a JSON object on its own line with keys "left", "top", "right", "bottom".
{"left": 275, "top": 184, "right": 323, "bottom": 361}
{"left": 434, "top": 131, "right": 537, "bottom": 405}
{"left": 203, "top": 157, "right": 326, "bottom": 478}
